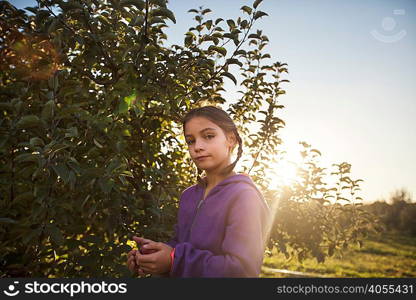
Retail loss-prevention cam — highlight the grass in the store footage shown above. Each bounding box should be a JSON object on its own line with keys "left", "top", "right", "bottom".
{"left": 260, "top": 231, "right": 416, "bottom": 278}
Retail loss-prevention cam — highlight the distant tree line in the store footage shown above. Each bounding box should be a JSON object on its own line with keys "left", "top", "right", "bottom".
{"left": 363, "top": 188, "right": 416, "bottom": 236}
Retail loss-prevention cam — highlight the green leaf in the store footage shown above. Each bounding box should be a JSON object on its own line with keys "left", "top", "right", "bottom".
{"left": 310, "top": 149, "right": 321, "bottom": 156}
{"left": 16, "top": 115, "right": 43, "bottom": 129}
{"left": 227, "top": 19, "right": 235, "bottom": 29}
{"left": 98, "top": 178, "right": 114, "bottom": 194}
{"left": 208, "top": 45, "right": 227, "bottom": 56}
{"left": 241, "top": 20, "right": 249, "bottom": 28}
{"left": 254, "top": 11, "right": 268, "bottom": 20}
{"left": 117, "top": 99, "right": 129, "bottom": 115}
{"left": 84, "top": 235, "right": 102, "bottom": 244}
{"left": 149, "top": 16, "right": 166, "bottom": 24}
{"left": 223, "top": 33, "right": 234, "bottom": 39}
{"left": 35, "top": 10, "right": 50, "bottom": 23}
{"left": 151, "top": 8, "right": 176, "bottom": 24}
{"left": 120, "top": 170, "right": 134, "bottom": 177}
{"left": 253, "top": 0, "right": 263, "bottom": 9}
{"left": 226, "top": 58, "right": 243, "bottom": 67}
{"left": 149, "top": 0, "right": 167, "bottom": 7}
{"left": 47, "top": 18, "right": 59, "bottom": 34}
{"left": 118, "top": 92, "right": 135, "bottom": 114}
{"left": 205, "top": 20, "right": 213, "bottom": 30}
{"left": 46, "top": 224, "right": 64, "bottom": 246}
{"left": 52, "top": 163, "right": 70, "bottom": 184}
{"left": 22, "top": 227, "right": 42, "bottom": 245}
{"left": 188, "top": 9, "right": 198, "bottom": 13}
{"left": 184, "top": 35, "right": 193, "bottom": 47}
{"left": 201, "top": 8, "right": 212, "bottom": 15}
{"left": 64, "top": 127, "right": 79, "bottom": 138}
{"left": 222, "top": 72, "right": 237, "bottom": 85}
{"left": 59, "top": 2, "right": 83, "bottom": 11}
{"left": 124, "top": 92, "right": 136, "bottom": 107}
{"left": 107, "top": 159, "right": 122, "bottom": 174}
{"left": 215, "top": 18, "right": 224, "bottom": 25}
{"left": 248, "top": 33, "right": 261, "bottom": 39}
{"left": 133, "top": 16, "right": 146, "bottom": 26}
{"left": 41, "top": 100, "right": 55, "bottom": 120}
{"left": 93, "top": 138, "right": 104, "bottom": 149}
{"left": 0, "top": 218, "right": 17, "bottom": 224}
{"left": 241, "top": 6, "right": 252, "bottom": 15}
{"left": 120, "top": 0, "right": 145, "bottom": 10}
{"left": 24, "top": 7, "right": 38, "bottom": 14}
{"left": 30, "top": 137, "right": 45, "bottom": 147}
{"left": 14, "top": 153, "right": 39, "bottom": 164}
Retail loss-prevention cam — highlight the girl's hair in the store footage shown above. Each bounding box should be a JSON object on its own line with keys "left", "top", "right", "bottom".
{"left": 181, "top": 105, "right": 243, "bottom": 185}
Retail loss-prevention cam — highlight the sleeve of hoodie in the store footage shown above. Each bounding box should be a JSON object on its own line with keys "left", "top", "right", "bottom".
{"left": 165, "top": 222, "right": 179, "bottom": 248}
{"left": 170, "top": 188, "right": 269, "bottom": 277}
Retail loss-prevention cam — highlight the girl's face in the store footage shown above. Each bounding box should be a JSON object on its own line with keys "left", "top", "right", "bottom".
{"left": 184, "top": 117, "right": 236, "bottom": 173}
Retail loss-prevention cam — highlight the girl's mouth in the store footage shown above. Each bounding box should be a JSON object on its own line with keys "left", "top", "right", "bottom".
{"left": 196, "top": 156, "right": 210, "bottom": 161}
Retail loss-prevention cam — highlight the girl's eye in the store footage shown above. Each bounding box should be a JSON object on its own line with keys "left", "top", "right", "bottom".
{"left": 186, "top": 135, "right": 214, "bottom": 145}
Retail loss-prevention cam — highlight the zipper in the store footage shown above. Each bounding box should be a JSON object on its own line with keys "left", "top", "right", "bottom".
{"left": 189, "top": 186, "right": 212, "bottom": 235}
{"left": 189, "top": 196, "right": 204, "bottom": 234}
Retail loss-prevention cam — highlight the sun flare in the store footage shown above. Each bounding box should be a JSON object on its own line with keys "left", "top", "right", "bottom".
{"left": 265, "top": 139, "right": 304, "bottom": 189}
{"left": 270, "top": 159, "right": 302, "bottom": 187}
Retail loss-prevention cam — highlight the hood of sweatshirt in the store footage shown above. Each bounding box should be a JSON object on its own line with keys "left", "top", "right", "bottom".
{"left": 196, "top": 173, "right": 269, "bottom": 207}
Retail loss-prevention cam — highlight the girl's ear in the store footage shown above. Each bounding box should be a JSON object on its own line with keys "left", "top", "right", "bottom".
{"left": 226, "top": 132, "right": 237, "bottom": 152}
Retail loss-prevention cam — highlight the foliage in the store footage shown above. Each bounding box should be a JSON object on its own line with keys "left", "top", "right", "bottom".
{"left": 0, "top": 0, "right": 378, "bottom": 277}
{"left": 0, "top": 0, "right": 286, "bottom": 277}
{"left": 267, "top": 142, "right": 382, "bottom": 263}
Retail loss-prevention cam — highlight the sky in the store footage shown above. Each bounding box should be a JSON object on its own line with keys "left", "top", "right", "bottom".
{"left": 10, "top": 0, "right": 416, "bottom": 203}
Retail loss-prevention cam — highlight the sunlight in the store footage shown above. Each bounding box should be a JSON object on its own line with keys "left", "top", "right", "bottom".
{"left": 272, "top": 159, "right": 301, "bottom": 187}
{"left": 262, "top": 140, "right": 305, "bottom": 253}
{"left": 266, "top": 140, "right": 304, "bottom": 190}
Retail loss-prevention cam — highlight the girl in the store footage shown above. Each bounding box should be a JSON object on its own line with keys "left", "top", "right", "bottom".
{"left": 127, "top": 105, "right": 271, "bottom": 277}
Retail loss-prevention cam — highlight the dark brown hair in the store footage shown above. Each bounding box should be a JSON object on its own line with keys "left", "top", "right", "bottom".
{"left": 181, "top": 105, "right": 243, "bottom": 185}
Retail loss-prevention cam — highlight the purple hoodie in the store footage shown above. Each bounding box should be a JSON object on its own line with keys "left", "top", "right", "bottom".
{"left": 164, "top": 173, "right": 271, "bottom": 278}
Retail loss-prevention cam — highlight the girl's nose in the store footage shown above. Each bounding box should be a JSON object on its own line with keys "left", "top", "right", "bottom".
{"left": 194, "top": 139, "right": 205, "bottom": 150}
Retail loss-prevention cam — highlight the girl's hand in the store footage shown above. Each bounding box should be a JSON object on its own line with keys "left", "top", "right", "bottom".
{"left": 127, "top": 250, "right": 138, "bottom": 273}
{"left": 127, "top": 250, "right": 148, "bottom": 277}
{"left": 135, "top": 241, "right": 173, "bottom": 275}
{"left": 132, "top": 236, "right": 158, "bottom": 254}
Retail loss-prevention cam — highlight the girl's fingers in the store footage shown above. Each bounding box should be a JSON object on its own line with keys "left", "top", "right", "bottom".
{"left": 127, "top": 249, "right": 144, "bottom": 274}
{"left": 127, "top": 256, "right": 135, "bottom": 267}
{"left": 128, "top": 261, "right": 137, "bottom": 273}
{"left": 135, "top": 254, "right": 153, "bottom": 266}
{"left": 133, "top": 236, "right": 154, "bottom": 245}
{"left": 127, "top": 250, "right": 138, "bottom": 263}
{"left": 127, "top": 256, "right": 139, "bottom": 273}
{"left": 138, "top": 269, "right": 146, "bottom": 277}
{"left": 139, "top": 265, "right": 152, "bottom": 273}
{"left": 128, "top": 256, "right": 136, "bottom": 267}
{"left": 135, "top": 257, "right": 150, "bottom": 270}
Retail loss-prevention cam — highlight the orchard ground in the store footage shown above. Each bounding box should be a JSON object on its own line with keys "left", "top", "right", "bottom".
{"left": 261, "top": 231, "right": 416, "bottom": 278}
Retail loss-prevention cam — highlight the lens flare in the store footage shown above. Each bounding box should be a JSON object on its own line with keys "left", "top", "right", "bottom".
{"left": 3, "top": 33, "right": 60, "bottom": 80}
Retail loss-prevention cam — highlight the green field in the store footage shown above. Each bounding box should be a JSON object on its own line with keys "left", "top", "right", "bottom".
{"left": 260, "top": 232, "right": 416, "bottom": 278}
